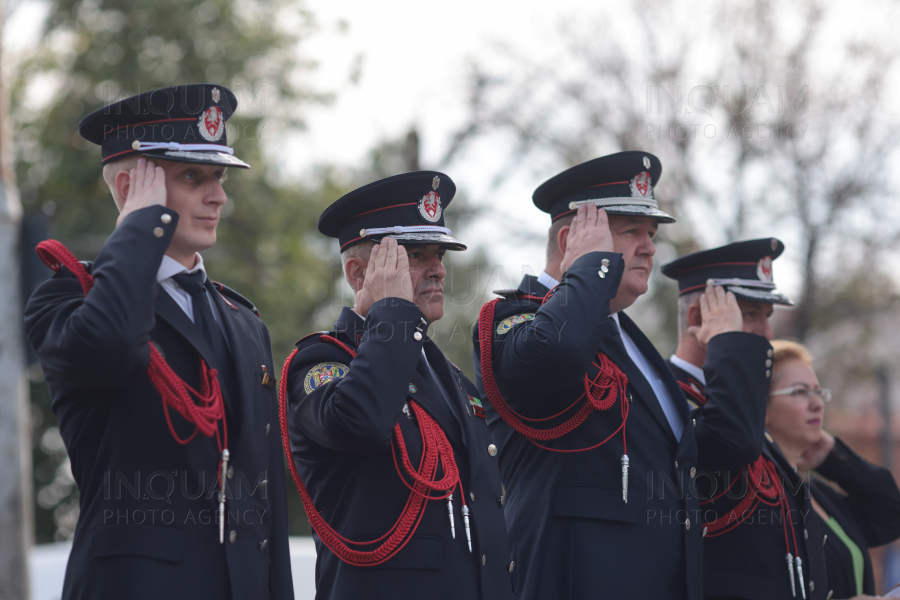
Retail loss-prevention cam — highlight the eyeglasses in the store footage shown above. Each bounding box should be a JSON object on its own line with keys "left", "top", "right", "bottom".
{"left": 769, "top": 385, "right": 832, "bottom": 403}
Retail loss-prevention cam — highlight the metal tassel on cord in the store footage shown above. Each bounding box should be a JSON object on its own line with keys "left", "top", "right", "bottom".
{"left": 786, "top": 553, "right": 796, "bottom": 597}
{"left": 795, "top": 556, "right": 806, "bottom": 600}
{"left": 447, "top": 494, "right": 455, "bottom": 539}
{"left": 461, "top": 505, "right": 472, "bottom": 553}
{"left": 218, "top": 448, "right": 230, "bottom": 544}
{"left": 621, "top": 455, "right": 629, "bottom": 503}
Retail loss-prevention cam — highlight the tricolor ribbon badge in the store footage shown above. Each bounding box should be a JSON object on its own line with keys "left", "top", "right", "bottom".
{"left": 469, "top": 395, "right": 486, "bottom": 419}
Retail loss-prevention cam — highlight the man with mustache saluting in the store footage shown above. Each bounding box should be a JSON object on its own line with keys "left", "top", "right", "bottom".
{"left": 281, "top": 172, "right": 511, "bottom": 600}
{"left": 473, "top": 152, "right": 774, "bottom": 600}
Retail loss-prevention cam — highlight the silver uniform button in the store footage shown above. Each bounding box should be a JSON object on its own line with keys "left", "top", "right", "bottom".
{"left": 227, "top": 465, "right": 234, "bottom": 479}
{"left": 810, "top": 581, "right": 814, "bottom": 592}
{"left": 601, "top": 258, "right": 610, "bottom": 267}
{"left": 767, "top": 348, "right": 774, "bottom": 358}
{"left": 822, "top": 534, "right": 828, "bottom": 545}
{"left": 470, "top": 492, "right": 476, "bottom": 502}
{"left": 765, "top": 370, "right": 771, "bottom": 378}
{"left": 508, "top": 561, "right": 515, "bottom": 573}
{"left": 804, "top": 528, "right": 808, "bottom": 539}
{"left": 674, "top": 461, "right": 678, "bottom": 468}
{"left": 482, "top": 555, "right": 487, "bottom": 566}
{"left": 690, "top": 467, "right": 696, "bottom": 478}
{"left": 598, "top": 270, "right": 606, "bottom": 279}
{"left": 487, "top": 444, "right": 498, "bottom": 457}
{"left": 414, "top": 332, "right": 423, "bottom": 341}
{"left": 765, "top": 359, "right": 773, "bottom": 368}
{"left": 259, "top": 539, "right": 268, "bottom": 551}
{"left": 153, "top": 227, "right": 164, "bottom": 238}
{"left": 229, "top": 530, "right": 237, "bottom": 543}
{"left": 685, "top": 518, "right": 691, "bottom": 530}
{"left": 160, "top": 213, "right": 172, "bottom": 224}
{"left": 266, "top": 423, "right": 271, "bottom": 435}
{"left": 498, "top": 496, "right": 504, "bottom": 507}
{"left": 600, "top": 265, "right": 609, "bottom": 273}
{"left": 258, "top": 479, "right": 268, "bottom": 491}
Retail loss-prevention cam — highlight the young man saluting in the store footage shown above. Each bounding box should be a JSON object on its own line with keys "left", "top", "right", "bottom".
{"left": 25, "top": 85, "right": 293, "bottom": 600}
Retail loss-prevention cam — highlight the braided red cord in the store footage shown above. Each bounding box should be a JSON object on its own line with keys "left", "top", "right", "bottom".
{"left": 478, "top": 297, "right": 629, "bottom": 452}
{"left": 678, "top": 380, "right": 707, "bottom": 407}
{"left": 701, "top": 455, "right": 782, "bottom": 536}
{"left": 35, "top": 240, "right": 228, "bottom": 450}
{"left": 278, "top": 335, "right": 464, "bottom": 567}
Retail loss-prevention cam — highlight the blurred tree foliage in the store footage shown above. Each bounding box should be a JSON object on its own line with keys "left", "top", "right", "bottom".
{"left": 442, "top": 0, "right": 900, "bottom": 351}
{"left": 12, "top": 0, "right": 344, "bottom": 542}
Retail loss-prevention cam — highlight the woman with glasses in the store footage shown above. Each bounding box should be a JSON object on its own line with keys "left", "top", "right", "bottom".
{"left": 769, "top": 340, "right": 900, "bottom": 599}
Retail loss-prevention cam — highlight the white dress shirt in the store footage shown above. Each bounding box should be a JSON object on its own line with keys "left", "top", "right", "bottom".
{"left": 668, "top": 354, "right": 706, "bottom": 386}
{"left": 536, "top": 270, "right": 560, "bottom": 290}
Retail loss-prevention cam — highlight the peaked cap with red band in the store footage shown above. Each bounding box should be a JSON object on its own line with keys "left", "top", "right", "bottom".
{"left": 318, "top": 171, "right": 466, "bottom": 251}
{"left": 532, "top": 151, "right": 674, "bottom": 223}
{"left": 79, "top": 83, "right": 249, "bottom": 169}
{"left": 661, "top": 238, "right": 794, "bottom": 306}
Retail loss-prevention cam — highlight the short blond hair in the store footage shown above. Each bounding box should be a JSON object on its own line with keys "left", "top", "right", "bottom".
{"left": 770, "top": 339, "right": 814, "bottom": 369}
{"left": 101, "top": 155, "right": 140, "bottom": 210}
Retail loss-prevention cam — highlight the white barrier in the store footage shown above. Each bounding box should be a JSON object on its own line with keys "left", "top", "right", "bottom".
{"left": 29, "top": 537, "right": 318, "bottom": 600}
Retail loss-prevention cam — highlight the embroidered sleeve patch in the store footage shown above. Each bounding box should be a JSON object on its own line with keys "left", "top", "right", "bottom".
{"left": 304, "top": 362, "right": 350, "bottom": 394}
{"left": 496, "top": 313, "right": 536, "bottom": 335}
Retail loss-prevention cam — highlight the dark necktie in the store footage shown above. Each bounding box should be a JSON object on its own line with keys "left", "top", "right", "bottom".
{"left": 171, "top": 272, "right": 235, "bottom": 388}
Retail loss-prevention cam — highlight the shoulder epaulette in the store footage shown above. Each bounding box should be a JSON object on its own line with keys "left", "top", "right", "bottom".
{"left": 492, "top": 288, "right": 545, "bottom": 306}
{"left": 492, "top": 288, "right": 522, "bottom": 299}
{"left": 54, "top": 261, "right": 93, "bottom": 279}
{"left": 295, "top": 331, "right": 329, "bottom": 349}
{"left": 211, "top": 281, "right": 260, "bottom": 316}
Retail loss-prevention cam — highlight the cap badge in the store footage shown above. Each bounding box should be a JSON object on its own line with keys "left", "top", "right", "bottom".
{"left": 432, "top": 176, "right": 440, "bottom": 190}
{"left": 198, "top": 106, "right": 225, "bottom": 142}
{"left": 757, "top": 256, "right": 773, "bottom": 282}
{"left": 643, "top": 156, "right": 651, "bottom": 169}
{"left": 630, "top": 171, "right": 652, "bottom": 199}
{"left": 771, "top": 238, "right": 778, "bottom": 251}
{"left": 211, "top": 87, "right": 221, "bottom": 104}
{"left": 418, "top": 190, "right": 443, "bottom": 223}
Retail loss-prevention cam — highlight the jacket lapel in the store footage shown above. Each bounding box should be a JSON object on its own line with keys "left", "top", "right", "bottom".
{"left": 603, "top": 317, "right": 677, "bottom": 444}
{"left": 407, "top": 348, "right": 465, "bottom": 452}
{"left": 207, "top": 284, "right": 259, "bottom": 424}
{"left": 154, "top": 288, "right": 219, "bottom": 369}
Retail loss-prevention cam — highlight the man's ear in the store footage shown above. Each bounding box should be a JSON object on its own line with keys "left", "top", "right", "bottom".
{"left": 688, "top": 302, "right": 703, "bottom": 327}
{"left": 345, "top": 257, "right": 367, "bottom": 293}
{"left": 114, "top": 169, "right": 132, "bottom": 212}
{"left": 557, "top": 224, "right": 571, "bottom": 256}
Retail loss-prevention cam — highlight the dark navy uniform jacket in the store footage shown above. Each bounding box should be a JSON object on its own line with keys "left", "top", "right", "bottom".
{"left": 667, "top": 360, "right": 828, "bottom": 600}
{"left": 812, "top": 438, "right": 900, "bottom": 599}
{"left": 24, "top": 206, "right": 293, "bottom": 600}
{"left": 285, "top": 302, "right": 512, "bottom": 600}
{"left": 472, "top": 252, "right": 773, "bottom": 600}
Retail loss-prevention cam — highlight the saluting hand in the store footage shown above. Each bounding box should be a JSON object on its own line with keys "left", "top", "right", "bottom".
{"left": 559, "top": 203, "right": 615, "bottom": 275}
{"left": 797, "top": 430, "right": 835, "bottom": 471}
{"left": 117, "top": 158, "right": 167, "bottom": 227}
{"left": 688, "top": 284, "right": 743, "bottom": 347}
{"left": 355, "top": 237, "right": 415, "bottom": 317}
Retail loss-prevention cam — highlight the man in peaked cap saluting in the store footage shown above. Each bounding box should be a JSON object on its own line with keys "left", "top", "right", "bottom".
{"left": 472, "top": 151, "right": 775, "bottom": 600}
{"left": 24, "top": 85, "right": 293, "bottom": 599}
{"left": 281, "top": 172, "right": 512, "bottom": 600}
{"left": 662, "top": 240, "right": 828, "bottom": 600}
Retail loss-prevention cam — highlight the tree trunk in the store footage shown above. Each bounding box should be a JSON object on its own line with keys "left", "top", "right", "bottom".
{"left": 0, "top": 1, "right": 34, "bottom": 597}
